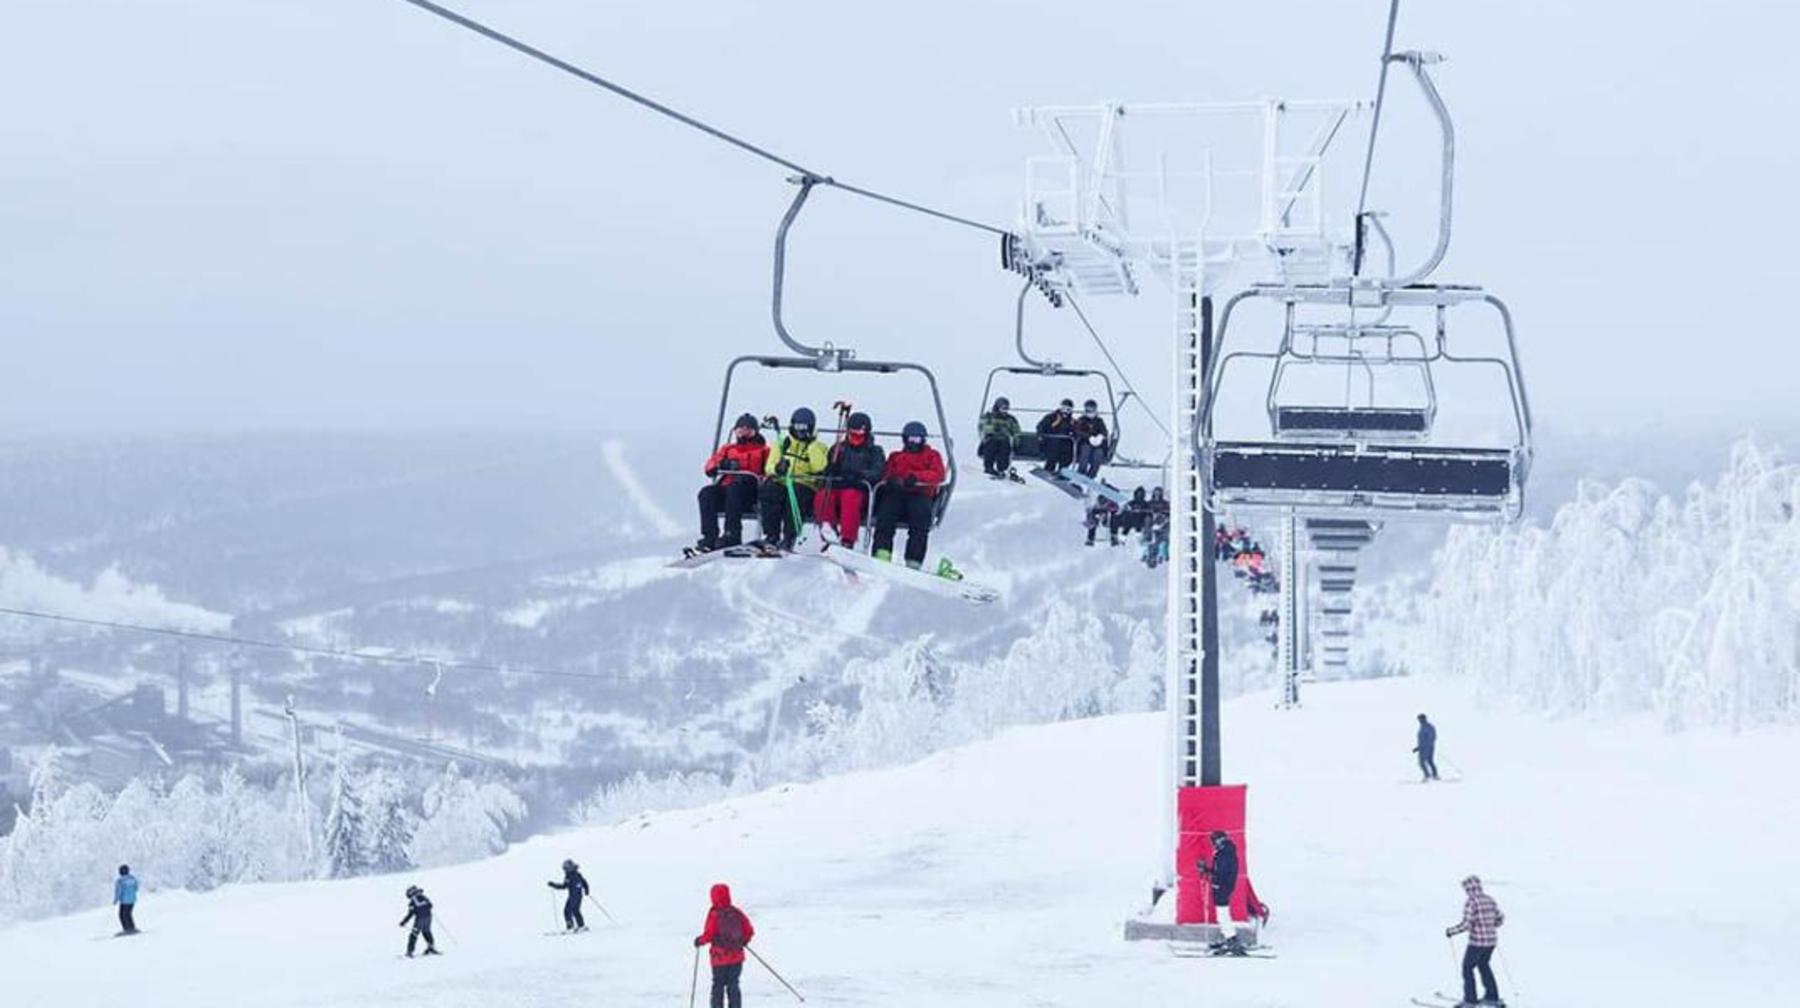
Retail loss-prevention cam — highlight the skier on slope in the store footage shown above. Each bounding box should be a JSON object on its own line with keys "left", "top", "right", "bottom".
{"left": 813, "top": 411, "right": 885, "bottom": 549}
{"left": 113, "top": 864, "right": 139, "bottom": 935}
{"left": 1445, "top": 875, "right": 1506, "bottom": 1006}
{"left": 1035, "top": 399, "right": 1077, "bottom": 475}
{"left": 1072, "top": 399, "right": 1110, "bottom": 478}
{"left": 872, "top": 421, "right": 946, "bottom": 570}
{"left": 1415, "top": 713, "right": 1441, "bottom": 782}
{"left": 697, "top": 413, "right": 771, "bottom": 552}
{"left": 977, "top": 397, "right": 1021, "bottom": 478}
{"left": 399, "top": 885, "right": 440, "bottom": 957}
{"left": 547, "top": 859, "right": 591, "bottom": 932}
{"left": 1197, "top": 830, "right": 1245, "bottom": 951}
{"left": 757, "top": 408, "right": 830, "bottom": 551}
{"left": 694, "top": 883, "right": 756, "bottom": 1008}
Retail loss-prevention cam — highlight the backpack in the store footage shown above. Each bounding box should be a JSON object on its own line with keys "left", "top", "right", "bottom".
{"left": 714, "top": 907, "right": 746, "bottom": 950}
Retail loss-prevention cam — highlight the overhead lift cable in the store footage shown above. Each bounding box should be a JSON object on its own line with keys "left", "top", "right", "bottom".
{"left": 1064, "top": 294, "right": 1172, "bottom": 440}
{"left": 0, "top": 605, "right": 614, "bottom": 683}
{"left": 389, "top": 0, "right": 1010, "bottom": 237}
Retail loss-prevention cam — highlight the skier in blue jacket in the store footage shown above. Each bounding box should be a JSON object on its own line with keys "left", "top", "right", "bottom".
{"left": 113, "top": 865, "right": 139, "bottom": 934}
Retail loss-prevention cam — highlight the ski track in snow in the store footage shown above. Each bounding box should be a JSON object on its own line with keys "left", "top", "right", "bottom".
{"left": 4, "top": 677, "right": 1791, "bottom": 1007}
{"left": 600, "top": 440, "right": 683, "bottom": 539}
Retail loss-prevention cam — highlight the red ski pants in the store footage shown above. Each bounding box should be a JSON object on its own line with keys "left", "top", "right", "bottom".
{"left": 814, "top": 487, "right": 868, "bottom": 546}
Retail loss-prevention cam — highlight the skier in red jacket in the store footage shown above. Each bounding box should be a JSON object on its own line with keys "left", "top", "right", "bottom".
{"left": 697, "top": 414, "right": 771, "bottom": 551}
{"left": 694, "top": 883, "right": 755, "bottom": 1008}
{"left": 872, "top": 420, "right": 946, "bottom": 569}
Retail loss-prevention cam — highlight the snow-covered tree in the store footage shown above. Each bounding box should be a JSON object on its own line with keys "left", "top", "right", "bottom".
{"left": 319, "top": 762, "right": 370, "bottom": 879}
{"left": 408, "top": 762, "right": 525, "bottom": 868}
{"left": 358, "top": 765, "right": 417, "bottom": 875}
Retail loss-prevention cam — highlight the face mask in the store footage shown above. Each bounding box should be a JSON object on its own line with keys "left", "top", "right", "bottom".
{"left": 848, "top": 429, "right": 868, "bottom": 445}
{"left": 905, "top": 437, "right": 925, "bottom": 451}
{"left": 792, "top": 426, "right": 813, "bottom": 441}
{"left": 734, "top": 428, "right": 755, "bottom": 442}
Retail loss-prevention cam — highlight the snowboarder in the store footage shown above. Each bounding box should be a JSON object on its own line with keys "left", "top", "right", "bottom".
{"left": 547, "top": 859, "right": 590, "bottom": 932}
{"left": 872, "top": 421, "right": 946, "bottom": 569}
{"left": 1197, "top": 830, "right": 1243, "bottom": 948}
{"left": 1084, "top": 495, "right": 1121, "bottom": 546}
{"left": 757, "top": 407, "right": 829, "bottom": 550}
{"left": 1035, "top": 399, "right": 1077, "bottom": 475}
{"left": 1445, "top": 875, "right": 1505, "bottom": 1006}
{"left": 1073, "top": 399, "right": 1110, "bottom": 478}
{"left": 694, "top": 882, "right": 755, "bottom": 1008}
{"left": 813, "top": 411, "right": 885, "bottom": 549}
{"left": 977, "top": 397, "right": 1021, "bottom": 478}
{"left": 697, "top": 413, "right": 771, "bottom": 552}
{"left": 399, "top": 884, "right": 440, "bottom": 957}
{"left": 113, "top": 864, "right": 139, "bottom": 935}
{"left": 1415, "top": 713, "right": 1440, "bottom": 781}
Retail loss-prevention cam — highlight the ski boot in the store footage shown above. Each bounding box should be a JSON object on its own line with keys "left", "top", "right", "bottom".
{"left": 873, "top": 548, "right": 893, "bottom": 562}
{"left": 934, "top": 557, "right": 965, "bottom": 581}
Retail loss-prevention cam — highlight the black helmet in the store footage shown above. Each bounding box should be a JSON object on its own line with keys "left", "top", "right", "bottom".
{"left": 790, "top": 407, "right": 816, "bottom": 438}
{"left": 902, "top": 420, "right": 928, "bottom": 447}
{"left": 562, "top": 859, "right": 577, "bottom": 871}
{"left": 118, "top": 864, "right": 130, "bottom": 876}
{"left": 1209, "top": 829, "right": 1228, "bottom": 843}
{"left": 1058, "top": 398, "right": 1074, "bottom": 411}
{"left": 733, "top": 412, "right": 758, "bottom": 432}
{"left": 847, "top": 411, "right": 873, "bottom": 433}
{"left": 406, "top": 885, "right": 422, "bottom": 897}
{"left": 1082, "top": 399, "right": 1099, "bottom": 413}
{"left": 1132, "top": 487, "right": 1147, "bottom": 500}
{"left": 993, "top": 396, "right": 1011, "bottom": 412}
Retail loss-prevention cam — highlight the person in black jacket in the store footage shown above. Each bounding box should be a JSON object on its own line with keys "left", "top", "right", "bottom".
{"left": 548, "top": 859, "right": 591, "bottom": 932}
{"left": 815, "top": 411, "right": 886, "bottom": 548}
{"left": 1414, "top": 713, "right": 1440, "bottom": 781}
{"left": 399, "top": 885, "right": 439, "bottom": 956}
{"left": 1198, "top": 830, "right": 1243, "bottom": 946}
{"left": 1072, "top": 399, "right": 1110, "bottom": 478}
{"left": 1035, "top": 399, "right": 1077, "bottom": 475}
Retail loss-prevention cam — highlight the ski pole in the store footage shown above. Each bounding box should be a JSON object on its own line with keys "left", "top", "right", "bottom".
{"left": 747, "top": 946, "right": 806, "bottom": 1003}
{"left": 551, "top": 890, "right": 561, "bottom": 930}
{"left": 1497, "top": 948, "right": 1523, "bottom": 998}
{"left": 585, "top": 891, "right": 618, "bottom": 923}
{"left": 434, "top": 915, "right": 457, "bottom": 946}
{"left": 689, "top": 946, "right": 701, "bottom": 1008}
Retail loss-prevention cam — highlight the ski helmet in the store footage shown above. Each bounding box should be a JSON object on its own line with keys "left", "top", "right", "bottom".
{"left": 790, "top": 407, "right": 816, "bottom": 438}
{"left": 1209, "top": 829, "right": 1228, "bottom": 843}
{"left": 118, "top": 864, "right": 130, "bottom": 876}
{"left": 902, "top": 420, "right": 929, "bottom": 447}
{"left": 993, "top": 396, "right": 1011, "bottom": 412}
{"left": 847, "top": 411, "right": 873, "bottom": 433}
{"left": 733, "top": 412, "right": 758, "bottom": 432}
{"left": 1082, "top": 399, "right": 1099, "bottom": 414}
{"left": 562, "top": 859, "right": 577, "bottom": 871}
{"left": 1058, "top": 398, "right": 1074, "bottom": 411}
{"left": 406, "top": 885, "right": 422, "bottom": 897}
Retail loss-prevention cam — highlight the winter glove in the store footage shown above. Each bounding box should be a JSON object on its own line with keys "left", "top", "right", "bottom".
{"left": 775, "top": 460, "right": 791, "bottom": 477}
{"left": 1444, "top": 927, "right": 1456, "bottom": 938}
{"left": 904, "top": 474, "right": 920, "bottom": 489}
{"left": 547, "top": 881, "right": 556, "bottom": 888}
{"left": 720, "top": 458, "right": 740, "bottom": 472}
{"left": 704, "top": 467, "right": 718, "bottom": 478}
{"left": 694, "top": 937, "right": 706, "bottom": 947}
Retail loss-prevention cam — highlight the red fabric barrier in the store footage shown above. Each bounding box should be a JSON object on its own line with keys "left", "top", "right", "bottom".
{"left": 1175, "top": 784, "right": 1256, "bottom": 925}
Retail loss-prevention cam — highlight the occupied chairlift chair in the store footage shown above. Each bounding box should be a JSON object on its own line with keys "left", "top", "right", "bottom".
{"left": 710, "top": 177, "right": 960, "bottom": 533}
{"left": 1198, "top": 51, "right": 1532, "bottom": 522}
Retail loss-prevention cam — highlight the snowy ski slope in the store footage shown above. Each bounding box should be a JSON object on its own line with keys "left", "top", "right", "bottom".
{"left": 3, "top": 677, "right": 1789, "bottom": 1007}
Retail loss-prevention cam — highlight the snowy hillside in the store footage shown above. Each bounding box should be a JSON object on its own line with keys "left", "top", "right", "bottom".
{"left": 5, "top": 677, "right": 1788, "bottom": 1007}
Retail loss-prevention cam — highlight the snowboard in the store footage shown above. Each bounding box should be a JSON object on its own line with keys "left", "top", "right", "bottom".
{"left": 1027, "top": 468, "right": 1085, "bottom": 498}
{"left": 668, "top": 543, "right": 785, "bottom": 569}
{"left": 808, "top": 543, "right": 1000, "bottom": 604}
{"left": 1062, "top": 471, "right": 1131, "bottom": 505}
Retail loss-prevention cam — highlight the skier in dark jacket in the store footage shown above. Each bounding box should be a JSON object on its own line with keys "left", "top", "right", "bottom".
{"left": 547, "top": 859, "right": 590, "bottom": 932}
{"left": 814, "top": 411, "right": 885, "bottom": 548}
{"left": 399, "top": 885, "right": 439, "bottom": 956}
{"left": 977, "top": 397, "right": 1021, "bottom": 478}
{"left": 1072, "top": 399, "right": 1110, "bottom": 477}
{"left": 873, "top": 421, "right": 946, "bottom": 569}
{"left": 694, "top": 883, "right": 756, "bottom": 1008}
{"left": 1115, "top": 486, "right": 1150, "bottom": 537}
{"left": 1084, "top": 495, "right": 1121, "bottom": 546}
{"left": 1415, "top": 713, "right": 1440, "bottom": 781}
{"left": 113, "top": 864, "right": 139, "bottom": 935}
{"left": 1198, "top": 829, "right": 1243, "bottom": 947}
{"left": 698, "top": 413, "right": 771, "bottom": 551}
{"left": 1035, "top": 399, "right": 1077, "bottom": 474}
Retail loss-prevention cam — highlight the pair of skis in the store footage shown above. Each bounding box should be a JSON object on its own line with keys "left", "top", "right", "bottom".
{"left": 670, "top": 540, "right": 1000, "bottom": 604}
{"left": 1412, "top": 992, "right": 1506, "bottom": 1008}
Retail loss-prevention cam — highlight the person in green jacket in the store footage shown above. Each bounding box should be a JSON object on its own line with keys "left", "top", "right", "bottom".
{"left": 757, "top": 406, "right": 830, "bottom": 550}
{"left": 977, "top": 397, "right": 1022, "bottom": 478}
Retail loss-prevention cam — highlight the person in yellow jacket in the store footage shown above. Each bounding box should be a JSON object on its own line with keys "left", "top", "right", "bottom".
{"left": 757, "top": 406, "right": 830, "bottom": 550}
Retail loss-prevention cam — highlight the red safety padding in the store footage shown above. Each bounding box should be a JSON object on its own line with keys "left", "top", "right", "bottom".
{"left": 1175, "top": 784, "right": 1259, "bottom": 925}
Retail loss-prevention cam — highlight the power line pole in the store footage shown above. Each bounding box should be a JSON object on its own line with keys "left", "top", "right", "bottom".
{"left": 284, "top": 695, "right": 314, "bottom": 864}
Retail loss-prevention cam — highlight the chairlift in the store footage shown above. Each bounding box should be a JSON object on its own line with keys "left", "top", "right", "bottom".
{"left": 1201, "top": 283, "right": 1532, "bottom": 521}
{"left": 709, "top": 177, "right": 959, "bottom": 527}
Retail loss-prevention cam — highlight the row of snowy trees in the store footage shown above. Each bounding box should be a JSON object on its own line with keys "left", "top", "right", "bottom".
{"left": 1412, "top": 438, "right": 1800, "bottom": 730}
{"left": 1, "top": 754, "right": 527, "bottom": 924}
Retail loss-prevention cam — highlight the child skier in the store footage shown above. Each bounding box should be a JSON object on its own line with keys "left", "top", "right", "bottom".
{"left": 113, "top": 864, "right": 139, "bottom": 935}
{"left": 1446, "top": 876, "right": 1505, "bottom": 1006}
{"left": 694, "top": 883, "right": 756, "bottom": 1008}
{"left": 399, "top": 885, "right": 440, "bottom": 957}
{"left": 547, "top": 859, "right": 590, "bottom": 932}
{"left": 1197, "top": 830, "right": 1244, "bottom": 951}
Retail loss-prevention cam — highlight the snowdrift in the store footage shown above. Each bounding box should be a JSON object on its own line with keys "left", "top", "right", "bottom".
{"left": 3, "top": 677, "right": 1789, "bottom": 1007}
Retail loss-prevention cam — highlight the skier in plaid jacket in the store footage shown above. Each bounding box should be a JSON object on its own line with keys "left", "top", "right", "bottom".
{"left": 1445, "top": 875, "right": 1506, "bottom": 1005}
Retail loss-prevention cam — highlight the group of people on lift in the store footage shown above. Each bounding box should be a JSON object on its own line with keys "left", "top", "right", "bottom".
{"left": 1216, "top": 525, "right": 1279, "bottom": 595}
{"left": 696, "top": 406, "right": 947, "bottom": 568}
{"left": 976, "top": 396, "right": 1111, "bottom": 480}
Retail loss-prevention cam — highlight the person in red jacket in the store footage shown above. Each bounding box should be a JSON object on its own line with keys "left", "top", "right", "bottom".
{"left": 697, "top": 414, "right": 771, "bottom": 551}
{"left": 694, "top": 883, "right": 755, "bottom": 1008}
{"left": 872, "top": 420, "right": 946, "bottom": 569}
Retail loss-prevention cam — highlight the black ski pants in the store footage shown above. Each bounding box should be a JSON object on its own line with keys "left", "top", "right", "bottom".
{"left": 1461, "top": 944, "right": 1499, "bottom": 1004}
{"left": 118, "top": 903, "right": 136, "bottom": 933}
{"left": 756, "top": 481, "right": 815, "bottom": 547}
{"left": 978, "top": 435, "right": 1013, "bottom": 474}
{"left": 873, "top": 489, "right": 934, "bottom": 565}
{"left": 710, "top": 962, "right": 744, "bottom": 1008}
{"left": 1041, "top": 435, "right": 1073, "bottom": 473}
{"left": 1418, "top": 747, "right": 1439, "bottom": 781}
{"left": 698, "top": 479, "right": 758, "bottom": 548}
{"left": 407, "top": 921, "right": 436, "bottom": 955}
{"left": 564, "top": 892, "right": 585, "bottom": 930}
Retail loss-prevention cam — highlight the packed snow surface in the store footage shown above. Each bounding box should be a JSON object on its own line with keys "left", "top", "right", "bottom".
{"left": 4, "top": 677, "right": 1788, "bottom": 1006}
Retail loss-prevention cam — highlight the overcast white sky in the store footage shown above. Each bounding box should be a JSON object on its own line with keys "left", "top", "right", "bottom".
{"left": 3, "top": 0, "right": 1794, "bottom": 446}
